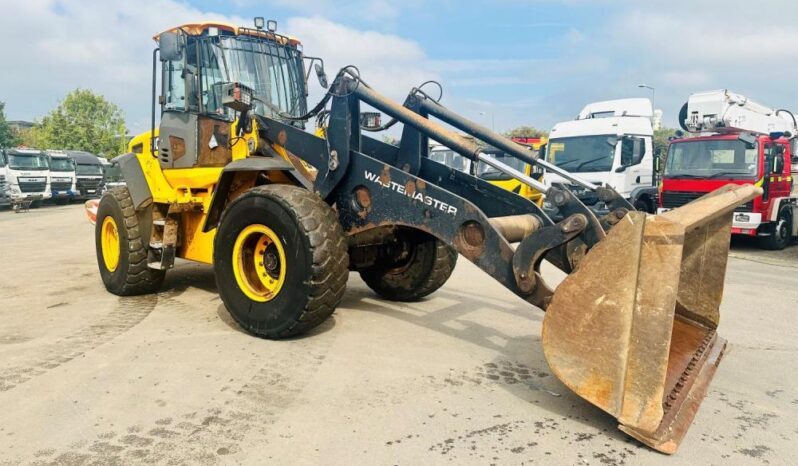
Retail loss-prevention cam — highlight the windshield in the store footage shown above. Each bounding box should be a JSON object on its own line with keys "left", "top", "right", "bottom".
{"left": 104, "top": 163, "right": 124, "bottom": 182}
{"left": 164, "top": 34, "right": 307, "bottom": 124}
{"left": 546, "top": 135, "right": 616, "bottom": 172}
{"left": 429, "top": 149, "right": 471, "bottom": 172}
{"left": 665, "top": 139, "right": 758, "bottom": 179}
{"left": 76, "top": 164, "right": 104, "bottom": 176}
{"left": 49, "top": 158, "right": 75, "bottom": 172}
{"left": 477, "top": 151, "right": 528, "bottom": 180}
{"left": 8, "top": 153, "right": 49, "bottom": 170}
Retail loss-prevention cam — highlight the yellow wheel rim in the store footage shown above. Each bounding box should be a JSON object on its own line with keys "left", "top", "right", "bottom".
{"left": 232, "top": 224, "right": 287, "bottom": 302}
{"left": 101, "top": 216, "right": 120, "bottom": 272}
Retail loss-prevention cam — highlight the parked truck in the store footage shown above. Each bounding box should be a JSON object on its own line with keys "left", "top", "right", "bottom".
{"left": 475, "top": 138, "right": 547, "bottom": 205}
{"left": 0, "top": 150, "right": 9, "bottom": 207}
{"left": 99, "top": 155, "right": 126, "bottom": 194}
{"left": 46, "top": 150, "right": 78, "bottom": 204}
{"left": 659, "top": 89, "right": 798, "bottom": 249}
{"left": 544, "top": 98, "right": 658, "bottom": 213}
{"left": 430, "top": 137, "right": 546, "bottom": 205}
{"left": 1, "top": 148, "right": 51, "bottom": 207}
{"left": 68, "top": 151, "right": 106, "bottom": 199}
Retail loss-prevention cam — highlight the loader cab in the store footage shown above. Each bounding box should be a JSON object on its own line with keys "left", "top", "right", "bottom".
{"left": 153, "top": 21, "right": 309, "bottom": 169}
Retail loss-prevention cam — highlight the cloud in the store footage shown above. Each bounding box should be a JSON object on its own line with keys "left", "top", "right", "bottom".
{"left": 0, "top": 1, "right": 436, "bottom": 136}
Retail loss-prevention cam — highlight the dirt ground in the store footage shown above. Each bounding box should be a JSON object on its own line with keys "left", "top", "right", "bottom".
{"left": 0, "top": 204, "right": 796, "bottom": 465}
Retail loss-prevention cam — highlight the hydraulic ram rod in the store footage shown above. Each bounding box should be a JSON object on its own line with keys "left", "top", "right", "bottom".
{"left": 418, "top": 97, "right": 599, "bottom": 191}
{"left": 476, "top": 152, "right": 549, "bottom": 193}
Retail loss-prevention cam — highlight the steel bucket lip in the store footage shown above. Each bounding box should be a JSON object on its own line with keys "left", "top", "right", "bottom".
{"left": 619, "top": 333, "right": 726, "bottom": 454}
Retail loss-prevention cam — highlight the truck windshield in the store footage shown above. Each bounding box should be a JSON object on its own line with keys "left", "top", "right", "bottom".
{"left": 8, "top": 153, "right": 49, "bottom": 170}
{"left": 50, "top": 158, "right": 75, "bottom": 172}
{"left": 104, "top": 164, "right": 124, "bottom": 182}
{"left": 429, "top": 149, "right": 470, "bottom": 172}
{"left": 477, "top": 152, "right": 529, "bottom": 180}
{"left": 76, "top": 164, "right": 104, "bottom": 176}
{"left": 665, "top": 139, "right": 758, "bottom": 179}
{"left": 546, "top": 135, "right": 615, "bottom": 172}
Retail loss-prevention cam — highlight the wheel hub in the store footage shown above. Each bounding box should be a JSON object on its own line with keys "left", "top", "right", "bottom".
{"left": 232, "top": 224, "right": 287, "bottom": 302}
{"left": 101, "top": 216, "right": 120, "bottom": 272}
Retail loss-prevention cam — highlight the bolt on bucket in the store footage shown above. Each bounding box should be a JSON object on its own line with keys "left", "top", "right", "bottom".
{"left": 541, "top": 184, "right": 761, "bottom": 454}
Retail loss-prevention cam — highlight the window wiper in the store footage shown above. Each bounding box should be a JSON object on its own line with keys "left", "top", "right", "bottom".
{"left": 706, "top": 171, "right": 750, "bottom": 179}
{"left": 557, "top": 155, "right": 609, "bottom": 171}
{"left": 664, "top": 173, "right": 704, "bottom": 178}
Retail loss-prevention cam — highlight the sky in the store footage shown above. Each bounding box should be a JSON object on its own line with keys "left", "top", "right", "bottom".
{"left": 2, "top": 0, "right": 798, "bottom": 135}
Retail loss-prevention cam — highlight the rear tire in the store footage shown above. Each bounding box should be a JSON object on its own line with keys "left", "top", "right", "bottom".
{"left": 95, "top": 187, "right": 165, "bottom": 295}
{"left": 359, "top": 229, "right": 457, "bottom": 302}
{"left": 760, "top": 207, "right": 792, "bottom": 250}
{"left": 213, "top": 184, "right": 348, "bottom": 339}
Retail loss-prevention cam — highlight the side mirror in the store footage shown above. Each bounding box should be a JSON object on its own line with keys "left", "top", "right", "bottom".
{"left": 619, "top": 136, "right": 645, "bottom": 169}
{"left": 315, "top": 63, "right": 329, "bottom": 89}
{"left": 772, "top": 154, "right": 784, "bottom": 174}
{"left": 738, "top": 132, "right": 757, "bottom": 147}
{"left": 159, "top": 32, "right": 183, "bottom": 62}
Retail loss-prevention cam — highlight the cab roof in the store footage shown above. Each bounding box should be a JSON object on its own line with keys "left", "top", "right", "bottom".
{"left": 154, "top": 22, "right": 301, "bottom": 47}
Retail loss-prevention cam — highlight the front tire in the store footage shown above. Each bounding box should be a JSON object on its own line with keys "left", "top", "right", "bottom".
{"left": 359, "top": 229, "right": 457, "bottom": 302}
{"left": 761, "top": 207, "right": 792, "bottom": 250}
{"left": 213, "top": 184, "right": 348, "bottom": 339}
{"left": 95, "top": 187, "right": 165, "bottom": 295}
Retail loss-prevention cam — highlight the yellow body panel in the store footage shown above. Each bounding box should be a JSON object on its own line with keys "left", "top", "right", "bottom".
{"left": 125, "top": 118, "right": 268, "bottom": 265}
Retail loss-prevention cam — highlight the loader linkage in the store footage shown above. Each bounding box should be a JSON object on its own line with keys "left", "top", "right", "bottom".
{"left": 254, "top": 73, "right": 760, "bottom": 453}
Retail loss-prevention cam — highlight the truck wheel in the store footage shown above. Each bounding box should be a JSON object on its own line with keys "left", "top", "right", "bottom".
{"left": 55, "top": 198, "right": 69, "bottom": 205}
{"left": 633, "top": 196, "right": 653, "bottom": 214}
{"left": 213, "top": 184, "right": 348, "bottom": 339}
{"left": 761, "top": 207, "right": 792, "bottom": 250}
{"left": 95, "top": 187, "right": 165, "bottom": 295}
{"left": 359, "top": 229, "right": 457, "bottom": 302}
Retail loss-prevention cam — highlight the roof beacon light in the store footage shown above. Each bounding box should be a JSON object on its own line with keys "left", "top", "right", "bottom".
{"left": 267, "top": 20, "right": 277, "bottom": 32}
{"left": 254, "top": 17, "right": 265, "bottom": 30}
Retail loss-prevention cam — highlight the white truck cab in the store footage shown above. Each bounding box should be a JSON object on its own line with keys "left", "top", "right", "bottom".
{"left": 1, "top": 148, "right": 51, "bottom": 207}
{"left": 429, "top": 143, "right": 473, "bottom": 173}
{"left": 46, "top": 150, "right": 78, "bottom": 205}
{"left": 544, "top": 98, "right": 657, "bottom": 212}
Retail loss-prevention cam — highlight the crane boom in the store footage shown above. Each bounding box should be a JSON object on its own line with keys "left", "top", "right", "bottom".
{"left": 681, "top": 89, "right": 797, "bottom": 135}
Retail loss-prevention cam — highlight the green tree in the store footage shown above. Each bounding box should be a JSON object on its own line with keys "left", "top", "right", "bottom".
{"left": 653, "top": 127, "right": 681, "bottom": 159}
{"left": 0, "top": 101, "right": 19, "bottom": 148}
{"left": 503, "top": 125, "right": 548, "bottom": 139}
{"left": 32, "top": 89, "right": 128, "bottom": 158}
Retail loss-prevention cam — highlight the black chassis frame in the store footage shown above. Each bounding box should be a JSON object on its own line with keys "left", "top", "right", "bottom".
{"left": 229, "top": 76, "right": 634, "bottom": 309}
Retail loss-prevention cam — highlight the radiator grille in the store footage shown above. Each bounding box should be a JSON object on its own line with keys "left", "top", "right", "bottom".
{"left": 662, "top": 191, "right": 754, "bottom": 212}
{"left": 19, "top": 182, "right": 46, "bottom": 193}
{"left": 51, "top": 182, "right": 72, "bottom": 191}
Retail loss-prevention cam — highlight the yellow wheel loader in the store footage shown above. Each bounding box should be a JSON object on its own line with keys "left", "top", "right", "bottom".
{"left": 93, "top": 19, "right": 760, "bottom": 453}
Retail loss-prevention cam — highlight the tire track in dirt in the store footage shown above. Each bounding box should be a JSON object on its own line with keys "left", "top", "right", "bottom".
{"left": 26, "top": 311, "right": 336, "bottom": 465}
{"left": 0, "top": 294, "right": 159, "bottom": 392}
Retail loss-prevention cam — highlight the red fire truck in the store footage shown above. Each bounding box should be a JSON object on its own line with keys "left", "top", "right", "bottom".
{"left": 659, "top": 90, "right": 798, "bottom": 249}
